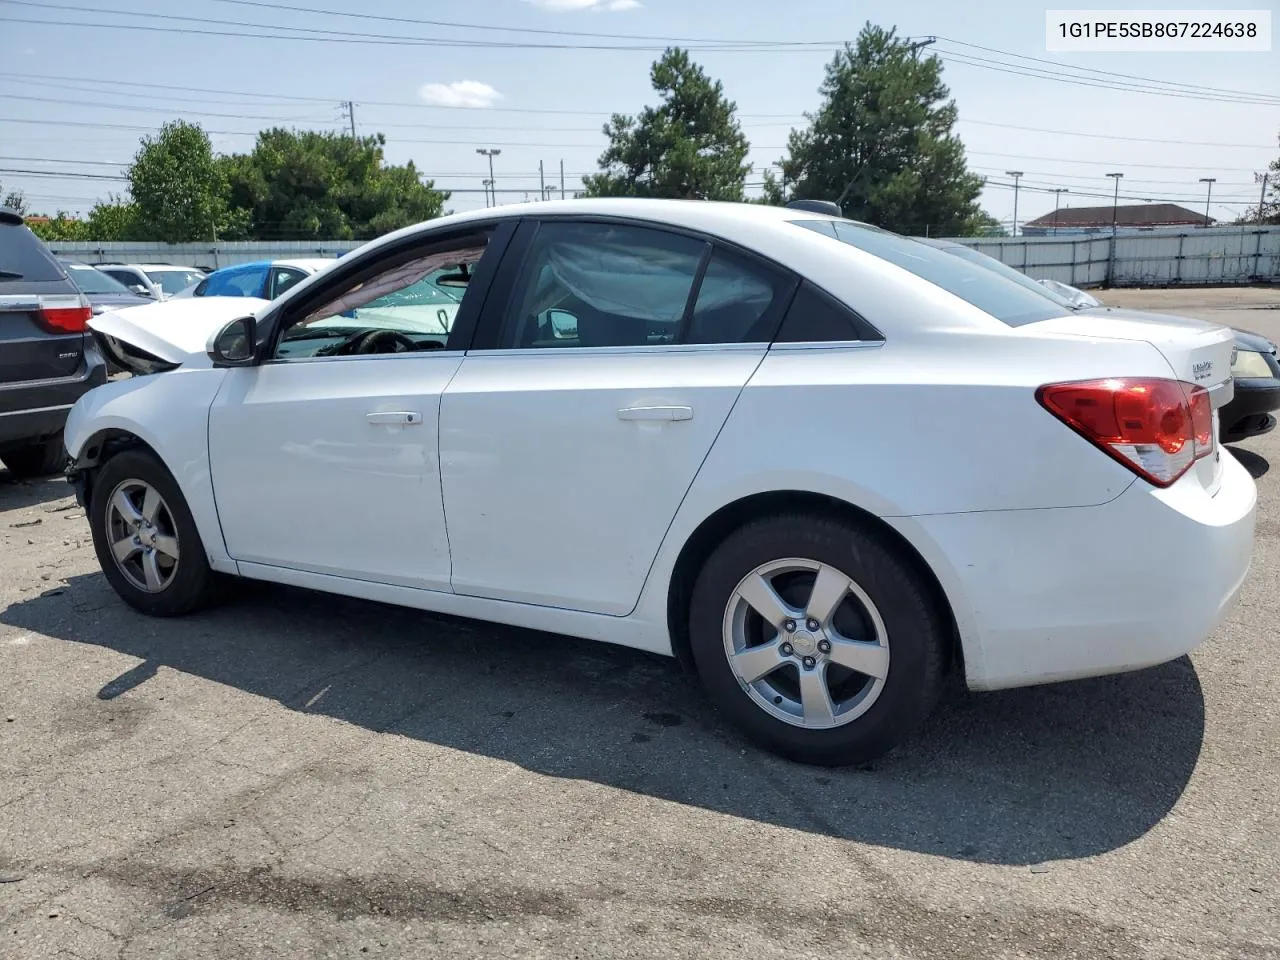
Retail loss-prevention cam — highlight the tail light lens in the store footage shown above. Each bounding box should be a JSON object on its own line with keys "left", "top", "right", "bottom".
{"left": 1037, "top": 377, "right": 1214, "bottom": 488}
{"left": 36, "top": 296, "right": 93, "bottom": 334}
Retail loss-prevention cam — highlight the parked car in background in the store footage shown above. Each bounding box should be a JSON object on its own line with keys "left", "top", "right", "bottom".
{"left": 95, "top": 263, "right": 207, "bottom": 301}
{"left": 918, "top": 238, "right": 1280, "bottom": 445}
{"left": 67, "top": 199, "right": 1255, "bottom": 765}
{"left": 59, "top": 260, "right": 153, "bottom": 315}
{"left": 174, "top": 259, "right": 336, "bottom": 301}
{"left": 0, "top": 209, "right": 107, "bottom": 477}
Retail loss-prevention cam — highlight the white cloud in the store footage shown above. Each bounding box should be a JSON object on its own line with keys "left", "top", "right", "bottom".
{"left": 525, "top": 0, "right": 641, "bottom": 10}
{"left": 417, "top": 81, "right": 504, "bottom": 109}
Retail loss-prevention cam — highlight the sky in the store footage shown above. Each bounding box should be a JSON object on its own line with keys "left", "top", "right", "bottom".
{"left": 0, "top": 0, "right": 1277, "bottom": 231}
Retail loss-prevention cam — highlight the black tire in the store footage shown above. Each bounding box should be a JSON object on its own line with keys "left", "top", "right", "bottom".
{"left": 0, "top": 433, "right": 66, "bottom": 478}
{"left": 88, "top": 449, "right": 220, "bottom": 617}
{"left": 688, "top": 512, "right": 947, "bottom": 766}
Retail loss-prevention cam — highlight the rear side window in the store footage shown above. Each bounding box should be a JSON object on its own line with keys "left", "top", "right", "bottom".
{"left": 775, "top": 281, "right": 882, "bottom": 343}
{"left": 684, "top": 248, "right": 795, "bottom": 345}
{"left": 792, "top": 219, "right": 1069, "bottom": 328}
{"left": 0, "top": 224, "right": 66, "bottom": 283}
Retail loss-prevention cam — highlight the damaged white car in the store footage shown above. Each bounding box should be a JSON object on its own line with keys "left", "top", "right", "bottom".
{"left": 63, "top": 199, "right": 1255, "bottom": 765}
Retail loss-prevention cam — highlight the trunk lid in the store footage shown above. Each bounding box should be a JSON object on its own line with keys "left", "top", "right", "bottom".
{"left": 0, "top": 292, "right": 86, "bottom": 383}
{"left": 1031, "top": 307, "right": 1237, "bottom": 493}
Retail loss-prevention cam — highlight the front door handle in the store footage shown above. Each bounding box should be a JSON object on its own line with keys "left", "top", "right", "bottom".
{"left": 366, "top": 411, "right": 423, "bottom": 425}
{"left": 617, "top": 405, "right": 693, "bottom": 422}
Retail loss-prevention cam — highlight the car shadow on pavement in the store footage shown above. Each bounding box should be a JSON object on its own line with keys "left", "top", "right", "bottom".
{"left": 0, "top": 471, "right": 77, "bottom": 510}
{"left": 1228, "top": 446, "right": 1269, "bottom": 479}
{"left": 1, "top": 574, "right": 1206, "bottom": 868}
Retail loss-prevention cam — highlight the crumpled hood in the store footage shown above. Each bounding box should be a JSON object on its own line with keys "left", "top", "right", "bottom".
{"left": 88, "top": 296, "right": 269, "bottom": 370}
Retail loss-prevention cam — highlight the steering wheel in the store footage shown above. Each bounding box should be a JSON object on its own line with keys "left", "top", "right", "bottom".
{"left": 351, "top": 329, "right": 419, "bottom": 355}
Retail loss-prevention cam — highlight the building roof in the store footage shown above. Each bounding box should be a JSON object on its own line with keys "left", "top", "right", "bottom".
{"left": 1024, "top": 203, "right": 1212, "bottom": 229}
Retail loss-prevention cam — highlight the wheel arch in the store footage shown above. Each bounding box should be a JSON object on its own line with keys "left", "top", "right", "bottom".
{"left": 664, "top": 490, "right": 965, "bottom": 680}
{"left": 69, "top": 427, "right": 167, "bottom": 513}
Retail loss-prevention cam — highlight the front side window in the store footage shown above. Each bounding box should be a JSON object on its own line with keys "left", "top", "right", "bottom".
{"left": 270, "top": 267, "right": 308, "bottom": 299}
{"left": 792, "top": 220, "right": 1070, "bottom": 328}
{"left": 499, "top": 221, "right": 708, "bottom": 349}
{"left": 272, "top": 234, "right": 488, "bottom": 361}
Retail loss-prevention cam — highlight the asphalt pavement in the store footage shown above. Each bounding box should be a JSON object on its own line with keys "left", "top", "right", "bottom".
{"left": 1, "top": 286, "right": 1277, "bottom": 959}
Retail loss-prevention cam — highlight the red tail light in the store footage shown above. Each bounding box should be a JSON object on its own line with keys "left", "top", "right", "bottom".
{"left": 36, "top": 296, "right": 92, "bottom": 333}
{"left": 1037, "top": 378, "right": 1214, "bottom": 488}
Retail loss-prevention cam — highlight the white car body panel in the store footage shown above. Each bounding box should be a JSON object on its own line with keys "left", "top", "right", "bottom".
{"left": 63, "top": 199, "right": 1257, "bottom": 693}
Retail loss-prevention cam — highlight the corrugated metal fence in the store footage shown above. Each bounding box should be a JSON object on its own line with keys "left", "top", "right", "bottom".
{"left": 953, "top": 226, "right": 1280, "bottom": 287}
{"left": 48, "top": 226, "right": 1280, "bottom": 288}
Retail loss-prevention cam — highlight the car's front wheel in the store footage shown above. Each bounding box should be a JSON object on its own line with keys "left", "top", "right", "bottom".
{"left": 688, "top": 513, "right": 948, "bottom": 765}
{"left": 88, "top": 449, "right": 219, "bottom": 616}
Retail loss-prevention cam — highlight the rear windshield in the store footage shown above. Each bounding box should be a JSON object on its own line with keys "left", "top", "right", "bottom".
{"left": 0, "top": 224, "right": 67, "bottom": 283}
{"left": 146, "top": 269, "right": 206, "bottom": 294}
{"left": 793, "top": 220, "right": 1070, "bottom": 327}
{"left": 63, "top": 263, "right": 131, "bottom": 294}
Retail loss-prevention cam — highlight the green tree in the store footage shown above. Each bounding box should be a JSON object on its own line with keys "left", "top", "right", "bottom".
{"left": 128, "top": 120, "right": 232, "bottom": 242}
{"left": 27, "top": 212, "right": 89, "bottom": 241}
{"left": 1238, "top": 136, "right": 1279, "bottom": 224}
{"left": 222, "top": 129, "right": 448, "bottom": 240}
{"left": 583, "top": 47, "right": 752, "bottom": 201}
{"left": 1, "top": 183, "right": 27, "bottom": 215}
{"left": 772, "top": 24, "right": 988, "bottom": 236}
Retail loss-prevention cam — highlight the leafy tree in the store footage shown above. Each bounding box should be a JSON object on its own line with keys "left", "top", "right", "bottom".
{"left": 1238, "top": 136, "right": 1279, "bottom": 224}
{"left": 771, "top": 24, "right": 988, "bottom": 236}
{"left": 27, "top": 213, "right": 89, "bottom": 241}
{"left": 222, "top": 129, "right": 448, "bottom": 240}
{"left": 85, "top": 195, "right": 141, "bottom": 241}
{"left": 1, "top": 183, "right": 27, "bottom": 215}
{"left": 128, "top": 120, "right": 232, "bottom": 242}
{"left": 583, "top": 47, "right": 752, "bottom": 201}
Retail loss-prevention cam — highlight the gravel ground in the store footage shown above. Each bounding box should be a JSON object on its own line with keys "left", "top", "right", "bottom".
{"left": 2, "top": 287, "right": 1278, "bottom": 959}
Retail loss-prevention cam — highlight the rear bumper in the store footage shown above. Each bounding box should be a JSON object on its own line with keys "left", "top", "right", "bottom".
{"left": 0, "top": 343, "right": 108, "bottom": 447}
{"left": 906, "top": 451, "right": 1256, "bottom": 691}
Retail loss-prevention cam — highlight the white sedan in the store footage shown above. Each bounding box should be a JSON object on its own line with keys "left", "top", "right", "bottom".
{"left": 64, "top": 199, "right": 1256, "bottom": 765}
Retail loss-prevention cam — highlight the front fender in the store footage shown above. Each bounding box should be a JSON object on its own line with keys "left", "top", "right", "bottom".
{"left": 65, "top": 369, "right": 237, "bottom": 574}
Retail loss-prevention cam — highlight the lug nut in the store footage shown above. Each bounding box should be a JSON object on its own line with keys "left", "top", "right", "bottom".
{"left": 783, "top": 619, "right": 797, "bottom": 633}
{"left": 817, "top": 639, "right": 831, "bottom": 654}
{"left": 780, "top": 642, "right": 794, "bottom": 657}
{"left": 806, "top": 618, "right": 820, "bottom": 631}
{"left": 802, "top": 656, "right": 817, "bottom": 670}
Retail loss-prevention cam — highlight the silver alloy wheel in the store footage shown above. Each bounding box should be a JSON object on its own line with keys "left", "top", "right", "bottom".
{"left": 104, "top": 479, "right": 181, "bottom": 594}
{"left": 722, "top": 558, "right": 890, "bottom": 729}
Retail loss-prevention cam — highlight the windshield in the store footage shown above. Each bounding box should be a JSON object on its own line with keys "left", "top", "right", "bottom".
{"left": 146, "top": 269, "right": 206, "bottom": 294}
{"left": 793, "top": 220, "right": 1071, "bottom": 327}
{"left": 62, "top": 262, "right": 132, "bottom": 294}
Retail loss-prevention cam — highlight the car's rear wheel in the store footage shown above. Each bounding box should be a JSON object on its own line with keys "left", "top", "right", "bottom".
{"left": 0, "top": 433, "right": 66, "bottom": 479}
{"left": 688, "top": 513, "right": 947, "bottom": 765}
{"left": 88, "top": 449, "right": 219, "bottom": 616}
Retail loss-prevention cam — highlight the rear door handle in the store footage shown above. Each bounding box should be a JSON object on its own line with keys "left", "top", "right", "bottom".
{"left": 617, "top": 405, "right": 693, "bottom": 422}
{"left": 366, "top": 411, "right": 423, "bottom": 425}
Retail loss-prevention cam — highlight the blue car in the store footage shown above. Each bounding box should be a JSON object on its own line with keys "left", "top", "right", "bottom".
{"left": 178, "top": 258, "right": 335, "bottom": 301}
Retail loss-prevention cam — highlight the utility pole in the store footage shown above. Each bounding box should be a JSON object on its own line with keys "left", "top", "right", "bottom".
{"left": 1199, "top": 177, "right": 1216, "bottom": 227}
{"left": 1051, "top": 188, "right": 1069, "bottom": 236}
{"left": 342, "top": 101, "right": 356, "bottom": 139}
{"left": 539, "top": 161, "right": 546, "bottom": 201}
{"left": 1258, "top": 172, "right": 1271, "bottom": 224}
{"left": 476, "top": 148, "right": 501, "bottom": 207}
{"left": 1106, "top": 172, "right": 1124, "bottom": 286}
{"left": 481, "top": 179, "right": 494, "bottom": 208}
{"left": 560, "top": 159, "right": 565, "bottom": 200}
{"left": 1005, "top": 170, "right": 1023, "bottom": 236}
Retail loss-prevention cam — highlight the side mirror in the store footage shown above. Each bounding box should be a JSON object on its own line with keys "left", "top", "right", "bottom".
{"left": 548, "top": 309, "right": 578, "bottom": 339}
{"left": 130, "top": 284, "right": 151, "bottom": 296}
{"left": 207, "top": 315, "right": 257, "bottom": 366}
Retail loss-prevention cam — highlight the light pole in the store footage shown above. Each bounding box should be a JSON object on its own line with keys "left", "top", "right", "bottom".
{"left": 476, "top": 148, "right": 501, "bottom": 207}
{"left": 1199, "top": 177, "right": 1216, "bottom": 227}
{"left": 1051, "top": 187, "right": 1069, "bottom": 236}
{"left": 481, "top": 179, "right": 494, "bottom": 208}
{"left": 1006, "top": 170, "right": 1023, "bottom": 236}
{"left": 1106, "top": 172, "right": 1124, "bottom": 236}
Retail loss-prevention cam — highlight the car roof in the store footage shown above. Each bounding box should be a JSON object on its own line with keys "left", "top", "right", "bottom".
{"left": 275, "top": 258, "right": 337, "bottom": 272}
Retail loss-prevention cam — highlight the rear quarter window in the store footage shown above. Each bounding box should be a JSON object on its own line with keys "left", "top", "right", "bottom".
{"left": 792, "top": 220, "right": 1070, "bottom": 328}
{"left": 0, "top": 224, "right": 68, "bottom": 284}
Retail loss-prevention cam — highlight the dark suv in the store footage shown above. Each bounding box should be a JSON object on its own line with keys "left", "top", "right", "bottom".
{"left": 0, "top": 208, "right": 108, "bottom": 477}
